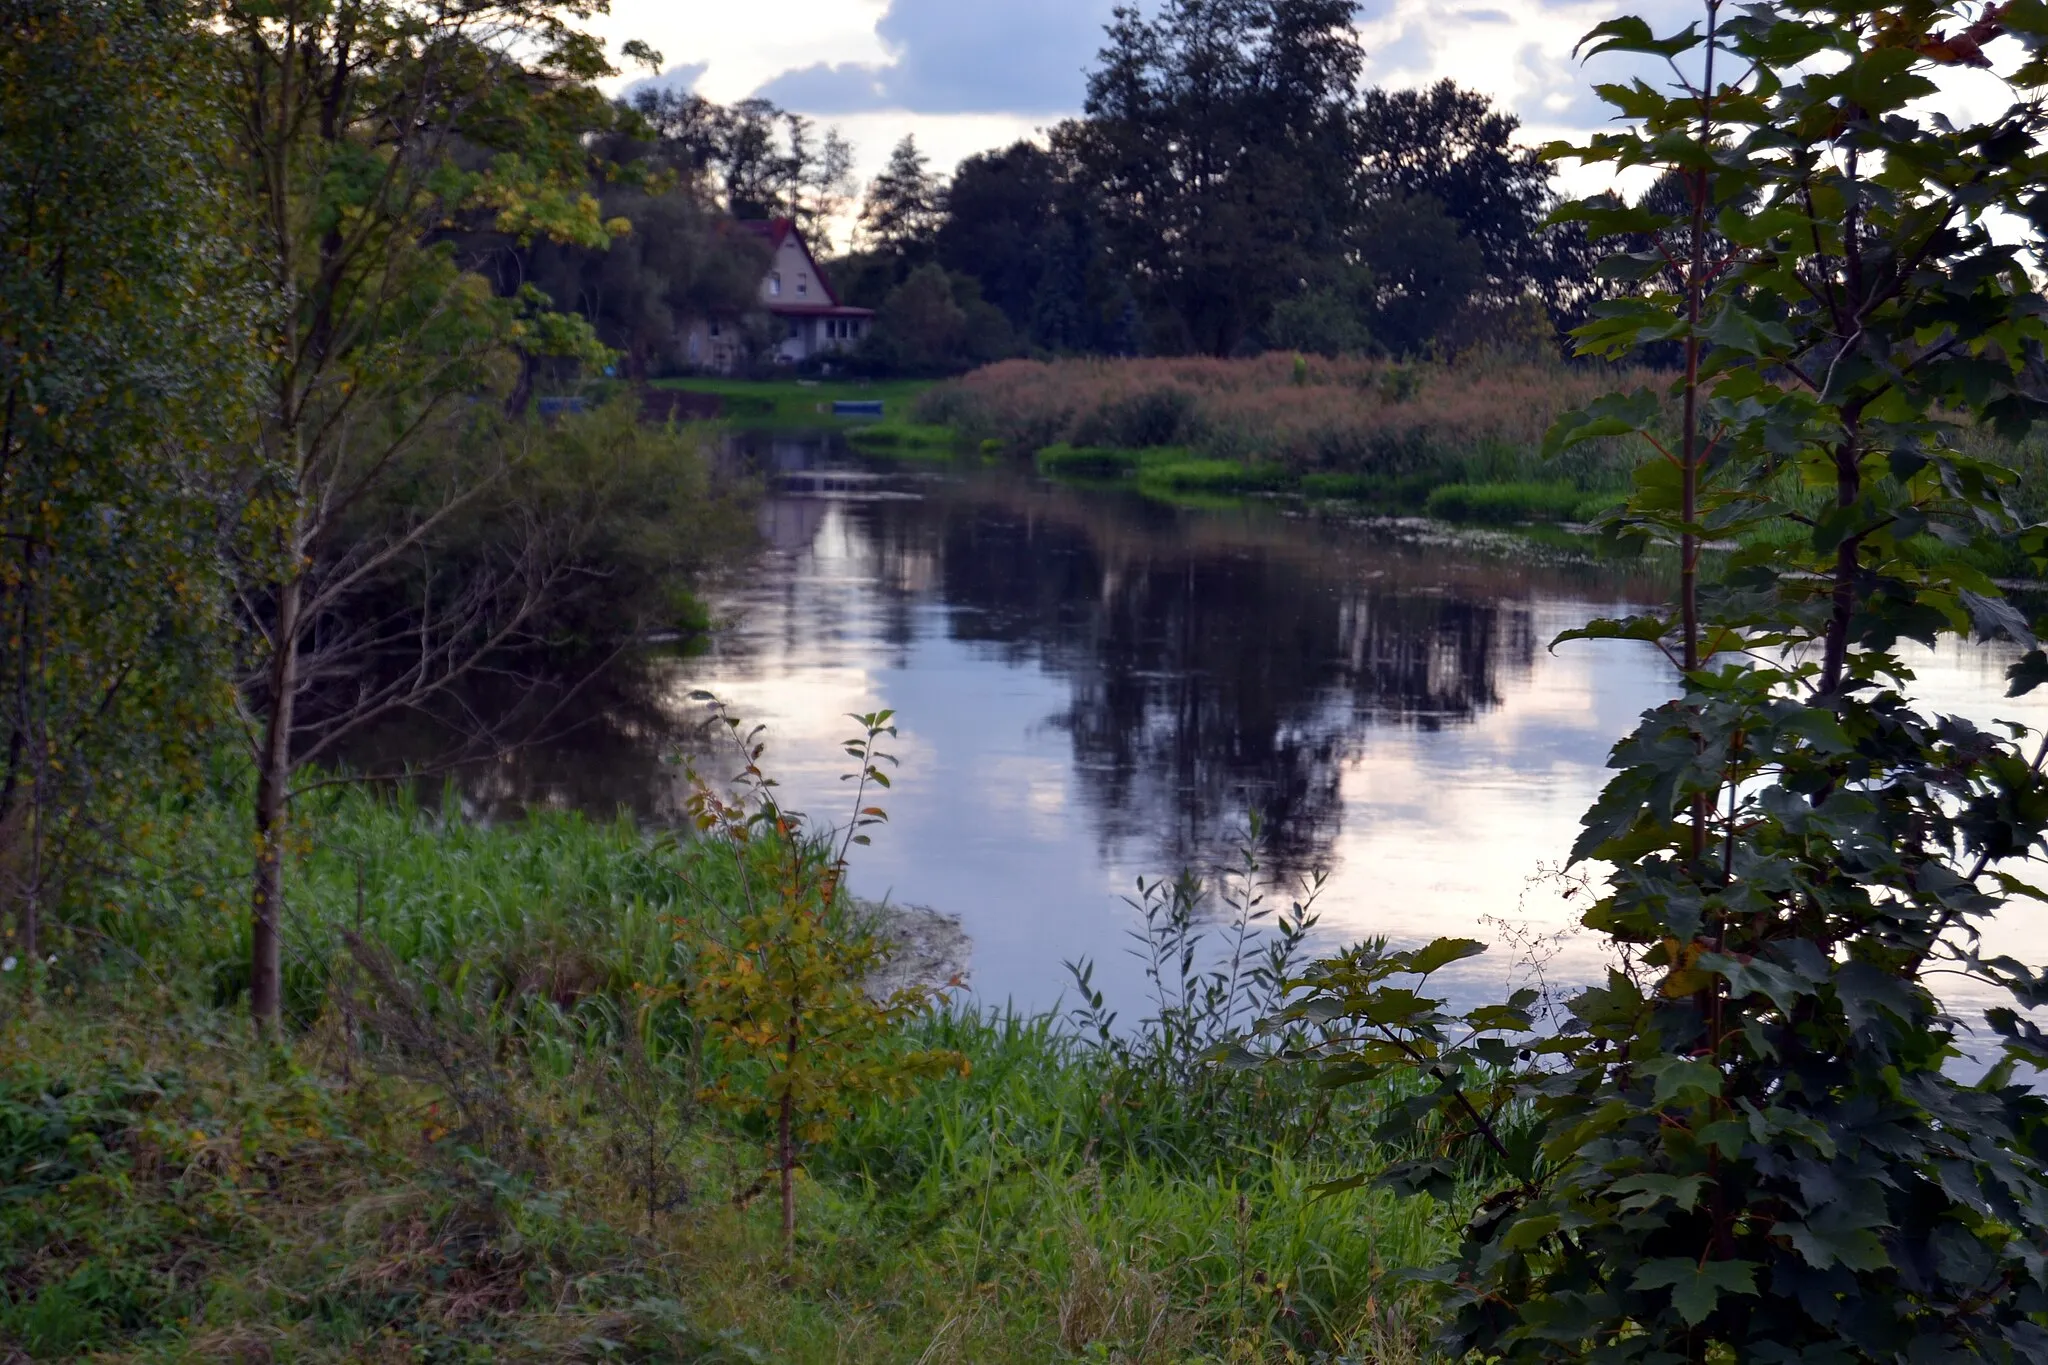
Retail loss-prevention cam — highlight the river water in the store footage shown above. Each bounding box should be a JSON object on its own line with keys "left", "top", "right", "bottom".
{"left": 421, "top": 430, "right": 2048, "bottom": 1023}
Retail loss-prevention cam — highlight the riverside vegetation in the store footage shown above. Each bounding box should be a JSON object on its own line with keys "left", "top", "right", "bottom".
{"left": 2, "top": 730, "right": 1463, "bottom": 1362}
{"left": 19, "top": 2, "right": 2048, "bottom": 1365}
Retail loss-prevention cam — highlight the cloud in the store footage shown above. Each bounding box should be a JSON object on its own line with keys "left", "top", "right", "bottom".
{"left": 624, "top": 61, "right": 708, "bottom": 100}
{"left": 753, "top": 0, "right": 1114, "bottom": 115}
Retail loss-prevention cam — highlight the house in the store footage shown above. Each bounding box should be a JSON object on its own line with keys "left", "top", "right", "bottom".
{"left": 684, "top": 218, "right": 875, "bottom": 373}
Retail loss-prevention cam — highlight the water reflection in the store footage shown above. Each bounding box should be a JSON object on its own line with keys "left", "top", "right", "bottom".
{"left": 352, "top": 429, "right": 2048, "bottom": 1016}
{"left": 665, "top": 432, "right": 1674, "bottom": 1007}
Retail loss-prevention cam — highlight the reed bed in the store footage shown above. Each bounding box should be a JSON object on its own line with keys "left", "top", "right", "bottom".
{"left": 918, "top": 353, "right": 1661, "bottom": 492}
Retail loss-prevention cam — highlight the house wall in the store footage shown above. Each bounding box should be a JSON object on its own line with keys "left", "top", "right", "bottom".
{"left": 760, "top": 235, "right": 821, "bottom": 307}
{"left": 680, "top": 315, "right": 744, "bottom": 374}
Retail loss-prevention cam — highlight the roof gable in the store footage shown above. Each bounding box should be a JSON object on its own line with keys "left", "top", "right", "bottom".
{"left": 740, "top": 216, "right": 841, "bottom": 307}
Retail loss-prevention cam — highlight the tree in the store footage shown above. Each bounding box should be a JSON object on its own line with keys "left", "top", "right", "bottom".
{"left": 935, "top": 142, "right": 1065, "bottom": 333}
{"left": 0, "top": 0, "right": 253, "bottom": 977}
{"left": 687, "top": 707, "right": 964, "bottom": 1260}
{"left": 1354, "top": 81, "right": 1558, "bottom": 314}
{"left": 780, "top": 114, "right": 857, "bottom": 238}
{"left": 221, "top": 0, "right": 627, "bottom": 1031}
{"left": 859, "top": 135, "right": 945, "bottom": 274}
{"left": 860, "top": 263, "right": 1016, "bottom": 374}
{"left": 1264, "top": 271, "right": 1373, "bottom": 357}
{"left": 1356, "top": 194, "right": 1486, "bottom": 356}
{"left": 1063, "top": 0, "right": 1364, "bottom": 356}
{"left": 1258, "top": 1, "right": 2048, "bottom": 1360}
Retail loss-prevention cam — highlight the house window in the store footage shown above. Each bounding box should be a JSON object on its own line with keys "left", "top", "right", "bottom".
{"left": 787, "top": 319, "right": 800, "bottom": 340}
{"left": 798, "top": 273, "right": 808, "bottom": 296}
{"left": 709, "top": 320, "right": 721, "bottom": 337}
{"left": 770, "top": 272, "right": 781, "bottom": 297}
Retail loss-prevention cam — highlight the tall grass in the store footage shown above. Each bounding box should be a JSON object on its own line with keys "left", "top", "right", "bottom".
{"left": 10, "top": 778, "right": 1474, "bottom": 1362}
{"left": 918, "top": 353, "right": 1658, "bottom": 493}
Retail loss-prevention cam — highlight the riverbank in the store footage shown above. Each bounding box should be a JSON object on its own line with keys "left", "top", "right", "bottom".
{"left": 915, "top": 354, "right": 1647, "bottom": 525}
{"left": 648, "top": 376, "right": 934, "bottom": 429}
{"left": 2, "top": 784, "right": 1465, "bottom": 1363}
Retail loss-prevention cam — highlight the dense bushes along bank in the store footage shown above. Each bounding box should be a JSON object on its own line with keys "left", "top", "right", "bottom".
{"left": 1, "top": 778, "right": 1465, "bottom": 1363}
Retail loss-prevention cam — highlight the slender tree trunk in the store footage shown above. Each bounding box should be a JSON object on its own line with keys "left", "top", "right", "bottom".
{"left": 1682, "top": 1, "right": 1718, "bottom": 871}
{"left": 777, "top": 1087, "right": 796, "bottom": 1261}
{"left": 1820, "top": 437, "right": 1861, "bottom": 696}
{"left": 250, "top": 570, "right": 301, "bottom": 1031}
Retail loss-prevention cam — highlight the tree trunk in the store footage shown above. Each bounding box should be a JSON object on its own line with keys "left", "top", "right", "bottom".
{"left": 250, "top": 572, "right": 301, "bottom": 1032}
{"left": 778, "top": 1088, "right": 796, "bottom": 1261}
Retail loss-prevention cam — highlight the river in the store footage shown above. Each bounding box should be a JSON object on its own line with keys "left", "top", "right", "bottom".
{"left": 404, "top": 429, "right": 2048, "bottom": 1024}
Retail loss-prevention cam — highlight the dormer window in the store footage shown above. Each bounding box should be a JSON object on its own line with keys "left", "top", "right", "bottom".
{"left": 770, "top": 272, "right": 781, "bottom": 297}
{"left": 797, "top": 273, "right": 809, "bottom": 296}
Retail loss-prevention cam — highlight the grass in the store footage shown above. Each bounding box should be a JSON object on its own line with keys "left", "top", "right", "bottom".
{"left": 917, "top": 354, "right": 1652, "bottom": 492}
{"left": 648, "top": 376, "right": 933, "bottom": 428}
{"left": 844, "top": 419, "right": 958, "bottom": 457}
{"left": 2, "top": 781, "right": 1468, "bottom": 1363}
{"left": 1423, "top": 482, "right": 1619, "bottom": 525}
{"left": 919, "top": 355, "right": 1653, "bottom": 525}
{"left": 1034, "top": 443, "right": 1148, "bottom": 478}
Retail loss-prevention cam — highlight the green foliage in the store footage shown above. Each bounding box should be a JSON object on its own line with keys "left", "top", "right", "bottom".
{"left": 0, "top": 0, "right": 253, "bottom": 967}
{"left": 1139, "top": 459, "right": 1291, "bottom": 496}
{"left": 684, "top": 706, "right": 965, "bottom": 1257}
{"left": 1422, "top": 481, "right": 1600, "bottom": 524}
{"left": 1266, "top": 278, "right": 1376, "bottom": 359}
{"left": 858, "top": 264, "right": 1019, "bottom": 375}
{"left": 843, "top": 421, "right": 956, "bottom": 455}
{"left": 1264, "top": 3, "right": 2048, "bottom": 1361}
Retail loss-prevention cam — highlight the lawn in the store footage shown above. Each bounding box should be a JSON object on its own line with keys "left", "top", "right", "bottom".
{"left": 649, "top": 376, "right": 935, "bottom": 428}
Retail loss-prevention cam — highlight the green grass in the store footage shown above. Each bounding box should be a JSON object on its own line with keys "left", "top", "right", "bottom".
{"left": 649, "top": 377, "right": 934, "bottom": 428}
{"left": 1033, "top": 443, "right": 1201, "bottom": 479}
{"left": 845, "top": 420, "right": 958, "bottom": 457}
{"left": 6, "top": 784, "right": 1465, "bottom": 1363}
{"left": 1423, "top": 482, "right": 1615, "bottom": 525}
{"left": 1138, "top": 458, "right": 1292, "bottom": 496}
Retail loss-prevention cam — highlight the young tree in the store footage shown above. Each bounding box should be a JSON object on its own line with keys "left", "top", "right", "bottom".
{"left": 781, "top": 114, "right": 858, "bottom": 238}
{"left": 221, "top": 0, "right": 625, "bottom": 1030}
{"left": 1257, "top": 1, "right": 2048, "bottom": 1359}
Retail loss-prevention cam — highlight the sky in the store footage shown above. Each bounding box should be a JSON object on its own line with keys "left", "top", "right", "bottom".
{"left": 580, "top": 0, "right": 2028, "bottom": 241}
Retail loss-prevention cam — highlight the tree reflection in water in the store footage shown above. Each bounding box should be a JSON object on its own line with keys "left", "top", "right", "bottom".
{"left": 707, "top": 446, "right": 1655, "bottom": 884}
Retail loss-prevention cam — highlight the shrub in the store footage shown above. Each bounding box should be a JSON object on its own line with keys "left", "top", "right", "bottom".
{"left": 1257, "top": 6, "right": 2048, "bottom": 1364}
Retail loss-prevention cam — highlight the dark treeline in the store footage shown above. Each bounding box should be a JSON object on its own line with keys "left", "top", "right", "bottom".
{"left": 510, "top": 0, "right": 1598, "bottom": 377}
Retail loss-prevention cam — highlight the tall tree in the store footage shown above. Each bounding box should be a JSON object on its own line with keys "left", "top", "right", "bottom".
{"left": 221, "top": 0, "right": 625, "bottom": 1030}
{"left": 1064, "top": 0, "right": 1364, "bottom": 355}
{"left": 0, "top": 0, "right": 253, "bottom": 976}
{"left": 1353, "top": 81, "right": 1553, "bottom": 302}
{"left": 860, "top": 134, "right": 945, "bottom": 271}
